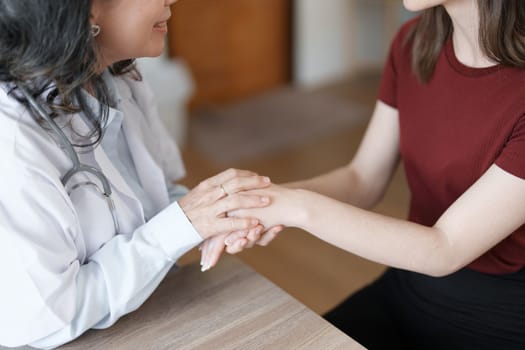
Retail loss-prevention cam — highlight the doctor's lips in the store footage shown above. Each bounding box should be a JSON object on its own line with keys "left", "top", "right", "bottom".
{"left": 153, "top": 18, "right": 170, "bottom": 33}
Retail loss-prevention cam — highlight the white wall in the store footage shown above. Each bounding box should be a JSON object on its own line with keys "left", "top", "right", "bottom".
{"left": 294, "top": 0, "right": 412, "bottom": 88}
{"left": 294, "top": 0, "right": 356, "bottom": 88}
{"left": 353, "top": 0, "right": 388, "bottom": 69}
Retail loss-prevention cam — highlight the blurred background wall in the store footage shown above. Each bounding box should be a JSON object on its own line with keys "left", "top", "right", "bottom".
{"left": 295, "top": 0, "right": 412, "bottom": 87}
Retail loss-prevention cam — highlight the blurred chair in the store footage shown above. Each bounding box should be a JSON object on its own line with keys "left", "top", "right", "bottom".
{"left": 138, "top": 54, "right": 195, "bottom": 147}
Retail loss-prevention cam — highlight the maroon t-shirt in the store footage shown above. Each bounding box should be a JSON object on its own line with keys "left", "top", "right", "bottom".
{"left": 379, "top": 18, "right": 525, "bottom": 274}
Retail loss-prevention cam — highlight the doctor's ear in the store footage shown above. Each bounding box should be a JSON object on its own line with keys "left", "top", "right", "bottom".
{"left": 89, "top": 0, "right": 103, "bottom": 27}
{"left": 89, "top": 2, "right": 102, "bottom": 38}
{"left": 90, "top": 24, "right": 101, "bottom": 38}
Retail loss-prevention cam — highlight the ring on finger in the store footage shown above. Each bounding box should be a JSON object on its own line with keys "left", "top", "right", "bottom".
{"left": 219, "top": 184, "right": 229, "bottom": 197}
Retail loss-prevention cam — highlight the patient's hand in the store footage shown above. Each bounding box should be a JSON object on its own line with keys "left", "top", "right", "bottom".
{"left": 229, "top": 185, "right": 306, "bottom": 228}
{"left": 199, "top": 185, "right": 304, "bottom": 271}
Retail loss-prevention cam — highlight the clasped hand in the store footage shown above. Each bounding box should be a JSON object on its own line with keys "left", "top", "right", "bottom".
{"left": 193, "top": 177, "right": 302, "bottom": 271}
{"left": 178, "top": 168, "right": 282, "bottom": 271}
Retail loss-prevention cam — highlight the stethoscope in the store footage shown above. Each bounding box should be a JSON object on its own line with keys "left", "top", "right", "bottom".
{"left": 17, "top": 83, "right": 120, "bottom": 233}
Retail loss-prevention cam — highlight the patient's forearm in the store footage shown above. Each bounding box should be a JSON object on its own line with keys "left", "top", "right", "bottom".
{"left": 285, "top": 166, "right": 379, "bottom": 208}
{"left": 293, "top": 191, "right": 458, "bottom": 277}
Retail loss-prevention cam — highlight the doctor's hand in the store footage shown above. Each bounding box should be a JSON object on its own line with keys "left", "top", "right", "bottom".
{"left": 199, "top": 184, "right": 300, "bottom": 271}
{"left": 199, "top": 224, "right": 285, "bottom": 272}
{"left": 178, "top": 168, "right": 272, "bottom": 240}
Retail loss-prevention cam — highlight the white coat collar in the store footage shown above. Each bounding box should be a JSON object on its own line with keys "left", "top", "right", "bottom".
{"left": 106, "top": 72, "right": 170, "bottom": 212}
{"left": 77, "top": 71, "right": 171, "bottom": 214}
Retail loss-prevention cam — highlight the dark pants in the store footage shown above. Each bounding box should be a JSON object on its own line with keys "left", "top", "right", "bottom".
{"left": 324, "top": 268, "right": 525, "bottom": 350}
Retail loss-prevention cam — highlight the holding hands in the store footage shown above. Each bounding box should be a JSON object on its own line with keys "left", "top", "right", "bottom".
{"left": 178, "top": 168, "right": 272, "bottom": 241}
{"left": 198, "top": 182, "right": 309, "bottom": 271}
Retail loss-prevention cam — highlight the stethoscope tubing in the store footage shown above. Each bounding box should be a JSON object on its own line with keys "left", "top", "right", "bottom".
{"left": 16, "top": 84, "right": 113, "bottom": 196}
{"left": 16, "top": 83, "right": 120, "bottom": 233}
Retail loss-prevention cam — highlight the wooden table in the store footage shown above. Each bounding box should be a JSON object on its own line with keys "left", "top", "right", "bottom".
{"left": 5, "top": 256, "right": 365, "bottom": 350}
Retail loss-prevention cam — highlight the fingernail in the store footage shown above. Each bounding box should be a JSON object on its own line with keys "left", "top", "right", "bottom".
{"left": 225, "top": 238, "right": 232, "bottom": 246}
{"left": 261, "top": 196, "right": 270, "bottom": 203}
{"left": 263, "top": 177, "right": 271, "bottom": 183}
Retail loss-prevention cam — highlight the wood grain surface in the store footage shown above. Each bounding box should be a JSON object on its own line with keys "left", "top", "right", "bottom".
{"left": 2, "top": 256, "right": 365, "bottom": 350}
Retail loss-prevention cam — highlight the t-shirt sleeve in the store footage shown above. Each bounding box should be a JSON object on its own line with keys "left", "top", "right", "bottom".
{"left": 378, "top": 18, "right": 418, "bottom": 109}
{"left": 495, "top": 113, "right": 525, "bottom": 179}
{"left": 378, "top": 37, "right": 399, "bottom": 108}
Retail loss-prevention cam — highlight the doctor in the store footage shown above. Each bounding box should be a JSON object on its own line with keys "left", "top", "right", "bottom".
{"left": 0, "top": 0, "right": 270, "bottom": 348}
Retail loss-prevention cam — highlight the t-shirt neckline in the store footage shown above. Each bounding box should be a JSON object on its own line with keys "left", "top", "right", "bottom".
{"left": 445, "top": 38, "right": 502, "bottom": 77}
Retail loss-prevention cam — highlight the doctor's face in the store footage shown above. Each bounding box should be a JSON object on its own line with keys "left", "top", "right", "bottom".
{"left": 91, "top": 0, "right": 178, "bottom": 68}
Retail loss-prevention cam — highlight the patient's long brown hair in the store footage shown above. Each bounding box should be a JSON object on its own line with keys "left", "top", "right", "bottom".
{"left": 408, "top": 0, "right": 525, "bottom": 83}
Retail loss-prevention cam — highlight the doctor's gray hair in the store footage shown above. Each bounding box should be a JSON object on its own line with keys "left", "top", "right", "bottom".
{"left": 0, "top": 0, "right": 137, "bottom": 147}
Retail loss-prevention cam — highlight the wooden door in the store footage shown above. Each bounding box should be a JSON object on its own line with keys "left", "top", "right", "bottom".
{"left": 168, "top": 0, "right": 292, "bottom": 109}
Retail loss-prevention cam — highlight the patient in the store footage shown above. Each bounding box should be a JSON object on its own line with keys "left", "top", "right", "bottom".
{"left": 201, "top": 0, "right": 525, "bottom": 349}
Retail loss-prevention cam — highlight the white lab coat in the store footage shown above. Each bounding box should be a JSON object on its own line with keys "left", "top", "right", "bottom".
{"left": 0, "top": 73, "right": 202, "bottom": 348}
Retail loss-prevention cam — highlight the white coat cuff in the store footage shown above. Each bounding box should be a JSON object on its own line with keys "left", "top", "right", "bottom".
{"left": 147, "top": 202, "right": 202, "bottom": 260}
